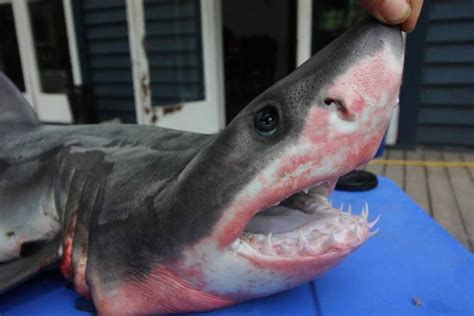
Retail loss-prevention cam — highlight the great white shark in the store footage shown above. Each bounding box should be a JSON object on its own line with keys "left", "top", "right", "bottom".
{"left": 0, "top": 19, "right": 404, "bottom": 314}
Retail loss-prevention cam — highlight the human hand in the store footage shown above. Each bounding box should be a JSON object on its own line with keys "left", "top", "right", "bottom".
{"left": 360, "top": 0, "right": 424, "bottom": 32}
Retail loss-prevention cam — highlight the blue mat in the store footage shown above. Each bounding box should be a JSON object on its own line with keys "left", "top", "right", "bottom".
{"left": 1, "top": 176, "right": 473, "bottom": 315}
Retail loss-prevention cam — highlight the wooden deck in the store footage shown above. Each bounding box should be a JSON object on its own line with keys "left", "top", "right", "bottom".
{"left": 363, "top": 147, "right": 474, "bottom": 252}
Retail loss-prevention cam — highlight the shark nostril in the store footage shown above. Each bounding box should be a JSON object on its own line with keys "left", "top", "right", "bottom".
{"left": 324, "top": 98, "right": 347, "bottom": 113}
{"left": 324, "top": 98, "right": 355, "bottom": 121}
{"left": 323, "top": 98, "right": 335, "bottom": 106}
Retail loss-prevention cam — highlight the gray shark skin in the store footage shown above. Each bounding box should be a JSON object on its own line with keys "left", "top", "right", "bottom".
{"left": 0, "top": 19, "right": 404, "bottom": 315}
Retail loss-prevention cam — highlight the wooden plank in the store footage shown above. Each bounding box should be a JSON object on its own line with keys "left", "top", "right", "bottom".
{"left": 443, "top": 151, "right": 474, "bottom": 251}
{"left": 462, "top": 152, "right": 474, "bottom": 180}
{"left": 424, "top": 149, "right": 470, "bottom": 249}
{"left": 384, "top": 149, "right": 405, "bottom": 189}
{"left": 405, "top": 148, "right": 431, "bottom": 214}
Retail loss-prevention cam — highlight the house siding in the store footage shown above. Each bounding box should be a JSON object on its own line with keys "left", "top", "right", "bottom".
{"left": 417, "top": 0, "right": 474, "bottom": 146}
{"left": 143, "top": 0, "right": 205, "bottom": 106}
{"left": 73, "top": 0, "right": 136, "bottom": 123}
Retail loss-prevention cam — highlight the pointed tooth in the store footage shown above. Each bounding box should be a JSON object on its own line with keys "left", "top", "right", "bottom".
{"left": 264, "top": 233, "right": 273, "bottom": 247}
{"left": 363, "top": 211, "right": 368, "bottom": 220}
{"left": 303, "top": 243, "right": 316, "bottom": 254}
{"left": 297, "top": 230, "right": 306, "bottom": 251}
{"left": 369, "top": 214, "right": 381, "bottom": 228}
{"left": 361, "top": 203, "right": 368, "bottom": 220}
{"left": 239, "top": 241, "right": 253, "bottom": 252}
{"left": 347, "top": 204, "right": 352, "bottom": 214}
{"left": 302, "top": 232, "right": 316, "bottom": 254}
{"left": 303, "top": 188, "right": 309, "bottom": 194}
{"left": 365, "top": 201, "right": 370, "bottom": 217}
{"left": 369, "top": 227, "right": 380, "bottom": 237}
{"left": 231, "top": 239, "right": 241, "bottom": 251}
{"left": 320, "top": 234, "right": 335, "bottom": 252}
{"left": 262, "top": 233, "right": 275, "bottom": 256}
{"left": 339, "top": 202, "right": 344, "bottom": 211}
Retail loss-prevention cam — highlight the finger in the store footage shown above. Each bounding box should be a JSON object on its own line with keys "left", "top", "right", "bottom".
{"left": 360, "top": 0, "right": 411, "bottom": 24}
{"left": 400, "top": 0, "right": 424, "bottom": 32}
{"left": 359, "top": 0, "right": 387, "bottom": 24}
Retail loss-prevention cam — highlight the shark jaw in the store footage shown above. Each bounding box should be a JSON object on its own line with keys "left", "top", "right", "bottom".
{"left": 174, "top": 172, "right": 383, "bottom": 308}
{"left": 231, "top": 180, "right": 380, "bottom": 260}
{"left": 98, "top": 177, "right": 383, "bottom": 316}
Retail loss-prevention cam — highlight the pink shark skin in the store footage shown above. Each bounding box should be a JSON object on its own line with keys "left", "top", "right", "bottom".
{"left": 85, "top": 21, "right": 404, "bottom": 315}
{"left": 93, "top": 266, "right": 237, "bottom": 315}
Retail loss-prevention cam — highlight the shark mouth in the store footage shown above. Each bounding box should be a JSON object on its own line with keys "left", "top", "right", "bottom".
{"left": 231, "top": 180, "right": 380, "bottom": 259}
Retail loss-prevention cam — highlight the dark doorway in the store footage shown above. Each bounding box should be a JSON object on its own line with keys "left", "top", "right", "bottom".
{"left": 312, "top": 0, "right": 367, "bottom": 54}
{"left": 0, "top": 4, "right": 25, "bottom": 91}
{"left": 222, "top": 0, "right": 296, "bottom": 123}
{"left": 28, "top": 0, "right": 73, "bottom": 93}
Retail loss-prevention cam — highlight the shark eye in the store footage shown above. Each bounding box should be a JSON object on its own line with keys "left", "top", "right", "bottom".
{"left": 254, "top": 105, "right": 279, "bottom": 137}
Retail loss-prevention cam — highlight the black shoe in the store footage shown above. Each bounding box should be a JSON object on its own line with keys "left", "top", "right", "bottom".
{"left": 335, "top": 170, "right": 378, "bottom": 191}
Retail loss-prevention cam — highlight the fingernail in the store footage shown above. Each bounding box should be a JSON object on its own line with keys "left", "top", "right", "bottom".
{"left": 378, "top": 0, "right": 411, "bottom": 24}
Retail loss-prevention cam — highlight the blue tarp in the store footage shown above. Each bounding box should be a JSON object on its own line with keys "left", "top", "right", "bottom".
{"left": 1, "top": 176, "right": 473, "bottom": 315}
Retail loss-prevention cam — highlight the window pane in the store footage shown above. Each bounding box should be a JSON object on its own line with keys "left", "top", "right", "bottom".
{"left": 29, "top": 0, "right": 72, "bottom": 93}
{"left": 0, "top": 4, "right": 25, "bottom": 91}
{"left": 144, "top": 0, "right": 205, "bottom": 106}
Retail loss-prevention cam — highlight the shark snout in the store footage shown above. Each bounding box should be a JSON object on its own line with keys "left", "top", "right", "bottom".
{"left": 364, "top": 18, "right": 404, "bottom": 54}
{"left": 321, "top": 19, "right": 404, "bottom": 120}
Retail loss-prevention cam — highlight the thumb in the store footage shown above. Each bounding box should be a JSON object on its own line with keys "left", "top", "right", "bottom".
{"left": 360, "top": 0, "right": 411, "bottom": 25}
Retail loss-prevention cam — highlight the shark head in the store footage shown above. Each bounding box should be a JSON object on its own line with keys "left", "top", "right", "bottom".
{"left": 95, "top": 19, "right": 404, "bottom": 314}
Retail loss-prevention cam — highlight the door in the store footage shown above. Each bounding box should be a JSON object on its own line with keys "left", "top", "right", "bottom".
{"left": 222, "top": 0, "right": 297, "bottom": 123}
{"left": 0, "top": 0, "right": 73, "bottom": 123}
{"left": 127, "top": 0, "right": 225, "bottom": 134}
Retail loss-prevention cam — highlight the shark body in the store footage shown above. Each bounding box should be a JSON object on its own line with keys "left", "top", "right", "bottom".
{"left": 0, "top": 19, "right": 404, "bottom": 315}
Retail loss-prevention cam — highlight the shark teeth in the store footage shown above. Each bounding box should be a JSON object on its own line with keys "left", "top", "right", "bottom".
{"left": 369, "top": 227, "right": 380, "bottom": 237}
{"left": 235, "top": 187, "right": 382, "bottom": 258}
{"left": 332, "top": 201, "right": 371, "bottom": 216}
{"left": 369, "top": 214, "right": 381, "bottom": 228}
{"left": 231, "top": 239, "right": 241, "bottom": 251}
{"left": 297, "top": 229, "right": 306, "bottom": 252}
{"left": 361, "top": 201, "right": 369, "bottom": 220}
{"left": 262, "top": 233, "right": 276, "bottom": 256}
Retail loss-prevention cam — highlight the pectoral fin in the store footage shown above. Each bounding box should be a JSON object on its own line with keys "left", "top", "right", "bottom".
{"left": 0, "top": 238, "right": 60, "bottom": 294}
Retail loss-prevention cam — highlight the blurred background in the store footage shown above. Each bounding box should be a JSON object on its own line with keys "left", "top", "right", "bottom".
{"left": 0, "top": 0, "right": 472, "bottom": 251}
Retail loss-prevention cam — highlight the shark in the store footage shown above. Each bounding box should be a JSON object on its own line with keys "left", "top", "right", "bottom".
{"left": 0, "top": 18, "right": 404, "bottom": 315}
